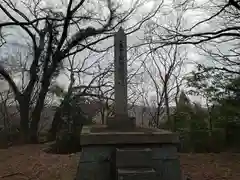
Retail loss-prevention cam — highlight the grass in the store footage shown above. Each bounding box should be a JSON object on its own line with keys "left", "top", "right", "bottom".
{"left": 0, "top": 145, "right": 240, "bottom": 180}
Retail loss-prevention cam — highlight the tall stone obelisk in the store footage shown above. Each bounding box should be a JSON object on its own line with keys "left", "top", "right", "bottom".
{"left": 107, "top": 27, "right": 135, "bottom": 129}
{"left": 114, "top": 27, "right": 128, "bottom": 121}
{"left": 76, "top": 28, "right": 182, "bottom": 180}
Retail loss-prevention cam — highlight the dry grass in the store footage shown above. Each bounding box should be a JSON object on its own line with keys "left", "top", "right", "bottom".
{"left": 0, "top": 145, "right": 79, "bottom": 180}
{"left": 0, "top": 145, "right": 240, "bottom": 180}
{"left": 180, "top": 153, "right": 240, "bottom": 180}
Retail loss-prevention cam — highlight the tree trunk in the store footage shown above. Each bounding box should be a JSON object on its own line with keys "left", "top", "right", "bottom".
{"left": 29, "top": 81, "right": 50, "bottom": 143}
{"left": 165, "top": 96, "right": 172, "bottom": 130}
{"left": 141, "top": 109, "right": 144, "bottom": 126}
{"left": 164, "top": 84, "right": 172, "bottom": 131}
{"left": 48, "top": 107, "right": 62, "bottom": 141}
{"left": 103, "top": 100, "right": 110, "bottom": 125}
{"left": 48, "top": 88, "right": 73, "bottom": 141}
{"left": 156, "top": 103, "right": 161, "bottom": 128}
{"left": 48, "top": 73, "right": 75, "bottom": 140}
{"left": 19, "top": 97, "right": 30, "bottom": 143}
{"left": 100, "top": 108, "right": 105, "bottom": 125}
{"left": 207, "top": 103, "right": 213, "bottom": 137}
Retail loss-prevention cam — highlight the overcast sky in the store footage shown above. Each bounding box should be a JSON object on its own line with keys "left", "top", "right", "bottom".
{"left": 0, "top": 0, "right": 231, "bottom": 106}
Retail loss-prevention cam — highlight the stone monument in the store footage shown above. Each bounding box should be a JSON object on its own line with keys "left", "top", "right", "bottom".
{"left": 107, "top": 27, "right": 135, "bottom": 130}
{"left": 75, "top": 28, "right": 182, "bottom": 180}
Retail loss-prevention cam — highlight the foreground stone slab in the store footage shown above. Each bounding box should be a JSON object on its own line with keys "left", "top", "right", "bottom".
{"left": 80, "top": 125, "right": 179, "bottom": 146}
{"left": 107, "top": 117, "right": 136, "bottom": 130}
{"left": 117, "top": 168, "right": 157, "bottom": 180}
{"left": 116, "top": 148, "right": 152, "bottom": 168}
{"left": 75, "top": 28, "right": 182, "bottom": 180}
{"left": 76, "top": 125, "right": 182, "bottom": 180}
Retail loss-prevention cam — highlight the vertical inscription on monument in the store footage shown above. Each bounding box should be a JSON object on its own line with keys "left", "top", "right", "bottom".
{"left": 119, "top": 40, "right": 125, "bottom": 84}
{"left": 114, "top": 28, "right": 128, "bottom": 120}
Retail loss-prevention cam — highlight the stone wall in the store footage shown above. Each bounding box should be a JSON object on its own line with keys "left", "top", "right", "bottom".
{"left": 76, "top": 144, "right": 181, "bottom": 180}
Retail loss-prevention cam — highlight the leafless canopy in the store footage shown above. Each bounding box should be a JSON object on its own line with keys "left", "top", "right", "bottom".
{"left": 0, "top": 0, "right": 165, "bottom": 142}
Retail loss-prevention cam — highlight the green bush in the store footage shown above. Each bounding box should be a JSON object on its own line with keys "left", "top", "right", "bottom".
{"left": 179, "top": 129, "right": 226, "bottom": 153}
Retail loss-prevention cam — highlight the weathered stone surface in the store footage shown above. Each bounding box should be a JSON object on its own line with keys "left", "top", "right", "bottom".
{"left": 114, "top": 28, "right": 128, "bottom": 123}
{"left": 89, "top": 125, "right": 166, "bottom": 133}
{"left": 117, "top": 168, "right": 157, "bottom": 180}
{"left": 82, "top": 126, "right": 91, "bottom": 134}
{"left": 75, "top": 27, "right": 182, "bottom": 180}
{"left": 116, "top": 148, "right": 152, "bottom": 168}
{"left": 80, "top": 129, "right": 179, "bottom": 146}
{"left": 77, "top": 141, "right": 182, "bottom": 180}
{"left": 75, "top": 162, "right": 111, "bottom": 180}
{"left": 80, "top": 146, "right": 113, "bottom": 162}
{"left": 107, "top": 117, "right": 136, "bottom": 130}
{"left": 75, "top": 146, "right": 114, "bottom": 180}
{"left": 153, "top": 159, "right": 182, "bottom": 180}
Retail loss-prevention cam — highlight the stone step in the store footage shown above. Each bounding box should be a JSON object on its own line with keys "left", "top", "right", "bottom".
{"left": 116, "top": 148, "right": 152, "bottom": 168}
{"left": 117, "top": 168, "right": 157, "bottom": 180}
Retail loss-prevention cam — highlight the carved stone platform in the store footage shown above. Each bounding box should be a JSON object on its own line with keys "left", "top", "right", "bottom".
{"left": 80, "top": 125, "right": 179, "bottom": 145}
{"left": 74, "top": 28, "right": 182, "bottom": 180}
{"left": 75, "top": 124, "right": 182, "bottom": 180}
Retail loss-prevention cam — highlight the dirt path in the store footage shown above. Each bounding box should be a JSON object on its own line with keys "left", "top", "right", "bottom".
{"left": 0, "top": 145, "right": 240, "bottom": 180}
{"left": 0, "top": 145, "right": 79, "bottom": 180}
{"left": 180, "top": 153, "right": 240, "bottom": 180}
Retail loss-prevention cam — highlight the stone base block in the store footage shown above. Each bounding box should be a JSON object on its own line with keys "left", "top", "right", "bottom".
{"left": 76, "top": 162, "right": 110, "bottom": 180}
{"left": 116, "top": 148, "right": 152, "bottom": 168}
{"left": 76, "top": 126, "right": 182, "bottom": 180}
{"left": 117, "top": 168, "right": 157, "bottom": 180}
{"left": 107, "top": 116, "right": 136, "bottom": 130}
{"left": 80, "top": 125, "right": 179, "bottom": 146}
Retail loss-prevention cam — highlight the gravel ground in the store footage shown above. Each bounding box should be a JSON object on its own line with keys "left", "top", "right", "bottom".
{"left": 0, "top": 145, "right": 240, "bottom": 180}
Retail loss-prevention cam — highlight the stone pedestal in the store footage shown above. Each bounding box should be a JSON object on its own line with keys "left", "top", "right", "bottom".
{"left": 75, "top": 125, "right": 182, "bottom": 180}
{"left": 107, "top": 117, "right": 135, "bottom": 130}
{"left": 75, "top": 28, "right": 182, "bottom": 180}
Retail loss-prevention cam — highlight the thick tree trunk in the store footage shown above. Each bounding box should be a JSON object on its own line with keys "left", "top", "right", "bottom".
{"left": 29, "top": 81, "right": 50, "bottom": 143}
{"left": 29, "top": 119, "right": 38, "bottom": 143}
{"left": 18, "top": 96, "right": 30, "bottom": 143}
{"left": 207, "top": 103, "right": 213, "bottom": 137}
{"left": 48, "top": 77, "right": 75, "bottom": 141}
{"left": 48, "top": 92, "right": 71, "bottom": 141}
{"left": 48, "top": 108, "right": 62, "bottom": 141}
{"left": 101, "top": 109, "right": 105, "bottom": 124}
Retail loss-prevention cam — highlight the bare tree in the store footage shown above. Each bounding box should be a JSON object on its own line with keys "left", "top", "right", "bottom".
{"left": 139, "top": 0, "right": 240, "bottom": 70}
{"left": 157, "top": 0, "right": 240, "bottom": 131}
{"left": 47, "top": 54, "right": 77, "bottom": 140}
{"left": 139, "top": 1, "right": 236, "bottom": 43}
{"left": 0, "top": 0, "right": 163, "bottom": 143}
{"left": 90, "top": 51, "right": 147, "bottom": 126}
{"left": 132, "top": 3, "right": 187, "bottom": 130}
{"left": 48, "top": 50, "right": 114, "bottom": 140}
{"left": 0, "top": 89, "right": 14, "bottom": 130}
{"left": 90, "top": 64, "right": 143, "bottom": 125}
{"left": 0, "top": 48, "right": 31, "bottom": 130}
{"left": 142, "top": 43, "right": 185, "bottom": 130}
{"left": 92, "top": 63, "right": 114, "bottom": 124}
